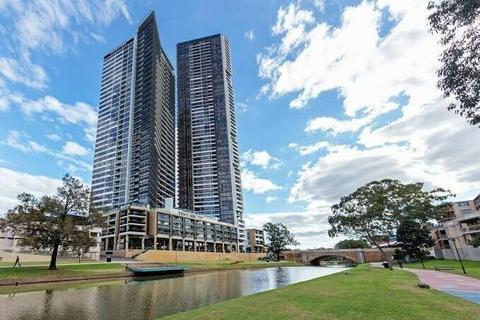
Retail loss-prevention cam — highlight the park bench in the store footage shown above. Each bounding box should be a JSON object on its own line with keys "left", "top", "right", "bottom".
{"left": 434, "top": 266, "right": 454, "bottom": 271}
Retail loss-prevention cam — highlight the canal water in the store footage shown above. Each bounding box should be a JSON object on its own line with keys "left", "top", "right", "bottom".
{"left": 0, "top": 266, "right": 348, "bottom": 320}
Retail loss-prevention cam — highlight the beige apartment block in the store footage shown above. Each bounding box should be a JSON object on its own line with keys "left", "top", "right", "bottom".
{"left": 431, "top": 194, "right": 480, "bottom": 261}
{"left": 101, "top": 203, "right": 242, "bottom": 258}
{"left": 247, "top": 228, "right": 266, "bottom": 253}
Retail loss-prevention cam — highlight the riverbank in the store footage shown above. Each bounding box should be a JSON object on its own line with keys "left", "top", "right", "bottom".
{"left": 161, "top": 265, "right": 480, "bottom": 320}
{"left": 406, "top": 259, "right": 480, "bottom": 279}
{"left": 0, "top": 260, "right": 299, "bottom": 292}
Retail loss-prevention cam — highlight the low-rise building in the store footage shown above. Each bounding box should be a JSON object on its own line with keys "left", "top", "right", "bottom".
{"left": 0, "top": 229, "right": 19, "bottom": 252}
{"left": 431, "top": 196, "right": 480, "bottom": 261}
{"left": 101, "top": 201, "right": 241, "bottom": 257}
{"left": 0, "top": 228, "right": 102, "bottom": 261}
{"left": 247, "top": 228, "right": 266, "bottom": 253}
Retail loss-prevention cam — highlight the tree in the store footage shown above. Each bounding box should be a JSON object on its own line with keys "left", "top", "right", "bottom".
{"left": 396, "top": 218, "right": 434, "bottom": 269}
{"left": 428, "top": 1, "right": 480, "bottom": 126}
{"left": 66, "top": 230, "right": 97, "bottom": 263}
{"left": 263, "top": 222, "right": 299, "bottom": 261}
{"left": 0, "top": 174, "right": 104, "bottom": 270}
{"left": 328, "top": 179, "right": 451, "bottom": 267}
{"left": 472, "top": 236, "right": 480, "bottom": 249}
{"left": 334, "top": 239, "right": 370, "bottom": 249}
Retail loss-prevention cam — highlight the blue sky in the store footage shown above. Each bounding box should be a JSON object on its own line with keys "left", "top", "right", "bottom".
{"left": 1, "top": 0, "right": 479, "bottom": 248}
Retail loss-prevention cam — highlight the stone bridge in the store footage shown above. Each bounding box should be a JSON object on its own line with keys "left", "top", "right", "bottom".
{"left": 281, "top": 248, "right": 395, "bottom": 265}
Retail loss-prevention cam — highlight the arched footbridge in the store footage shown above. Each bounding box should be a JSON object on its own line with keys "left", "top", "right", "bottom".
{"left": 281, "top": 248, "right": 395, "bottom": 265}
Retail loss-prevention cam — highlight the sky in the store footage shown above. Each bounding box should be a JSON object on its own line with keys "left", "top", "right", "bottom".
{"left": 0, "top": 0, "right": 479, "bottom": 249}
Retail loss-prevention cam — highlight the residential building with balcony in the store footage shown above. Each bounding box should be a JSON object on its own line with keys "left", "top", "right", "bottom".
{"left": 101, "top": 200, "right": 240, "bottom": 257}
{"left": 177, "top": 34, "right": 246, "bottom": 250}
{"left": 90, "top": 11, "right": 175, "bottom": 212}
{"left": 247, "top": 228, "right": 266, "bottom": 253}
{"left": 431, "top": 195, "right": 480, "bottom": 261}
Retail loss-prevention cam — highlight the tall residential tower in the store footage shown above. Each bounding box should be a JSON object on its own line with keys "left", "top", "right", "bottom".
{"left": 91, "top": 12, "right": 175, "bottom": 212}
{"left": 177, "top": 35, "right": 244, "bottom": 230}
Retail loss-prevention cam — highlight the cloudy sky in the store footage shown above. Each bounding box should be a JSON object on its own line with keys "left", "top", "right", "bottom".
{"left": 0, "top": 0, "right": 479, "bottom": 249}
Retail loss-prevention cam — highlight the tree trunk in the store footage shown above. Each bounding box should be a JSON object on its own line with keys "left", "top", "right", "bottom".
{"left": 49, "top": 241, "right": 60, "bottom": 270}
{"left": 376, "top": 244, "right": 392, "bottom": 270}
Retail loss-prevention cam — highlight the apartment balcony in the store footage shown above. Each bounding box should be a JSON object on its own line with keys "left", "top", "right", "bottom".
{"left": 462, "top": 224, "right": 480, "bottom": 234}
{"left": 458, "top": 211, "right": 480, "bottom": 222}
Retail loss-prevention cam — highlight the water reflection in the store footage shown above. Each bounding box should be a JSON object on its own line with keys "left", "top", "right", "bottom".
{"left": 0, "top": 266, "right": 348, "bottom": 320}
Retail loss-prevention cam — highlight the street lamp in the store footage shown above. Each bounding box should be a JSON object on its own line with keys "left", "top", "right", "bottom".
{"left": 451, "top": 238, "right": 466, "bottom": 275}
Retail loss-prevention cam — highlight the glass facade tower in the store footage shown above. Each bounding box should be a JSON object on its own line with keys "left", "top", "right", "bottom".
{"left": 91, "top": 12, "right": 175, "bottom": 212}
{"left": 177, "top": 35, "right": 244, "bottom": 228}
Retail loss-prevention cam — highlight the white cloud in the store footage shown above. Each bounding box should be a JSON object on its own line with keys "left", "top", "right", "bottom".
{"left": 20, "top": 95, "right": 97, "bottom": 127}
{"left": 237, "top": 102, "right": 249, "bottom": 113}
{"left": 255, "top": 0, "right": 480, "bottom": 215}
{"left": 0, "top": 57, "right": 48, "bottom": 89}
{"left": 84, "top": 126, "right": 97, "bottom": 143}
{"left": 46, "top": 133, "right": 62, "bottom": 141}
{"left": 244, "top": 30, "right": 255, "bottom": 41}
{"left": 265, "top": 196, "right": 277, "bottom": 203}
{"left": 258, "top": 0, "right": 439, "bottom": 119}
{"left": 90, "top": 32, "right": 105, "bottom": 43}
{"left": 289, "top": 110, "right": 480, "bottom": 211}
{"left": 289, "top": 141, "right": 329, "bottom": 156}
{"left": 242, "top": 169, "right": 282, "bottom": 194}
{"left": 272, "top": 3, "right": 315, "bottom": 55}
{"left": 0, "top": 0, "right": 131, "bottom": 54}
{"left": 3, "top": 94, "right": 97, "bottom": 144}
{"left": 1, "top": 130, "right": 92, "bottom": 172}
{"left": 304, "top": 103, "right": 397, "bottom": 134}
{"left": 245, "top": 210, "right": 336, "bottom": 249}
{"left": 0, "top": 167, "right": 62, "bottom": 214}
{"left": 311, "top": 0, "right": 325, "bottom": 12}
{"left": 241, "top": 149, "right": 282, "bottom": 169}
{"left": 62, "top": 141, "right": 88, "bottom": 157}
{"left": 2, "top": 130, "right": 48, "bottom": 153}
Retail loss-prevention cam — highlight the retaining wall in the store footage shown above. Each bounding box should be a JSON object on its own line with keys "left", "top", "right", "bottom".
{"left": 136, "top": 250, "right": 266, "bottom": 263}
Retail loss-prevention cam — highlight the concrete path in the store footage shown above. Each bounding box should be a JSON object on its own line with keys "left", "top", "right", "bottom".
{"left": 407, "top": 268, "right": 480, "bottom": 304}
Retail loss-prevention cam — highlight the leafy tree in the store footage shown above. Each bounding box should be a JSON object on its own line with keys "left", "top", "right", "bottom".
{"left": 472, "top": 236, "right": 480, "bottom": 249}
{"left": 65, "top": 229, "right": 97, "bottom": 263}
{"left": 328, "top": 179, "right": 451, "bottom": 267}
{"left": 0, "top": 174, "right": 104, "bottom": 270}
{"left": 334, "top": 239, "right": 370, "bottom": 249}
{"left": 263, "top": 222, "right": 299, "bottom": 261}
{"left": 396, "top": 218, "right": 434, "bottom": 269}
{"left": 428, "top": 1, "right": 480, "bottom": 125}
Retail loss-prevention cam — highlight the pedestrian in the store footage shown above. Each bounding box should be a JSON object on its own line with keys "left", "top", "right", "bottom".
{"left": 398, "top": 259, "right": 403, "bottom": 269}
{"left": 13, "top": 256, "right": 21, "bottom": 268}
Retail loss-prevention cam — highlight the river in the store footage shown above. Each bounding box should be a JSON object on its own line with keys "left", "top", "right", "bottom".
{"left": 0, "top": 266, "right": 349, "bottom": 320}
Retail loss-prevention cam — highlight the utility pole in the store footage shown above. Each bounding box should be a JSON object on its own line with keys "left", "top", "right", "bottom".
{"left": 451, "top": 238, "right": 466, "bottom": 275}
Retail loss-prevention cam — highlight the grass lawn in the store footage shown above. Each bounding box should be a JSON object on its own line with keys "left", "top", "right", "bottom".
{"left": 0, "top": 260, "right": 297, "bottom": 281}
{"left": 0, "top": 260, "right": 96, "bottom": 267}
{"left": 161, "top": 265, "right": 480, "bottom": 320}
{"left": 406, "top": 259, "right": 480, "bottom": 279}
{"left": 0, "top": 262, "right": 126, "bottom": 280}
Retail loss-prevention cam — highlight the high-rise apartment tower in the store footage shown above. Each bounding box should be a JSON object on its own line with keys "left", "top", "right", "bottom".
{"left": 91, "top": 12, "right": 175, "bottom": 212}
{"left": 177, "top": 34, "right": 244, "bottom": 228}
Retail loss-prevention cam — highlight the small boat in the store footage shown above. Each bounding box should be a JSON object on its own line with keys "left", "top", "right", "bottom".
{"left": 128, "top": 266, "right": 188, "bottom": 276}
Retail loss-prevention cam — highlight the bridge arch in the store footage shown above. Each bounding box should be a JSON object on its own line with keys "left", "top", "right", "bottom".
{"left": 309, "top": 254, "right": 358, "bottom": 267}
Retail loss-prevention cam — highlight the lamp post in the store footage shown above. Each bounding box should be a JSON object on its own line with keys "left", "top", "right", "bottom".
{"left": 451, "top": 238, "right": 466, "bottom": 275}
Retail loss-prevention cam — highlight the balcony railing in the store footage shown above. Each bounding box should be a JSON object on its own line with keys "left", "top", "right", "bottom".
{"left": 462, "top": 224, "right": 480, "bottom": 233}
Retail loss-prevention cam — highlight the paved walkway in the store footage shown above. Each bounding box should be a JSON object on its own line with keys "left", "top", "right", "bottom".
{"left": 407, "top": 268, "right": 480, "bottom": 304}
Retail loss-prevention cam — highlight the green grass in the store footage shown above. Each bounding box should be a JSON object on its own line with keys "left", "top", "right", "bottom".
{"left": 161, "top": 265, "right": 480, "bottom": 320}
{"left": 0, "top": 260, "right": 297, "bottom": 282}
{"left": 0, "top": 260, "right": 96, "bottom": 267}
{"left": 406, "top": 259, "right": 480, "bottom": 279}
{"left": 0, "top": 262, "right": 126, "bottom": 280}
